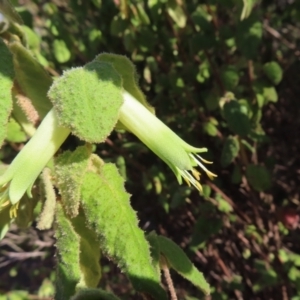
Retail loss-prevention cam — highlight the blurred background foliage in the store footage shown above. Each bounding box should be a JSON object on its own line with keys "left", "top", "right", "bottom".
{"left": 1, "top": 0, "right": 300, "bottom": 299}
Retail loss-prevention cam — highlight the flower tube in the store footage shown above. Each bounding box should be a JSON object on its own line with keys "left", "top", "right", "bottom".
{"left": 119, "top": 91, "right": 217, "bottom": 192}
{"left": 0, "top": 108, "right": 70, "bottom": 213}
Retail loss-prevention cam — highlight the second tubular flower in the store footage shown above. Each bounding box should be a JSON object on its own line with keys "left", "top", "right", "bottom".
{"left": 119, "top": 91, "right": 217, "bottom": 192}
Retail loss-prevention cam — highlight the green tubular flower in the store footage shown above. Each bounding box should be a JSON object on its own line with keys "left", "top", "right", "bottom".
{"left": 0, "top": 108, "right": 70, "bottom": 213}
{"left": 119, "top": 91, "right": 217, "bottom": 192}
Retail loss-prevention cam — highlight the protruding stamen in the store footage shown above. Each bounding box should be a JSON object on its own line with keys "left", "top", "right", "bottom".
{"left": 196, "top": 154, "right": 213, "bottom": 164}
{"left": 179, "top": 169, "right": 203, "bottom": 192}
{"left": 189, "top": 154, "right": 217, "bottom": 180}
{"left": 192, "top": 168, "right": 201, "bottom": 180}
{"left": 9, "top": 202, "right": 19, "bottom": 218}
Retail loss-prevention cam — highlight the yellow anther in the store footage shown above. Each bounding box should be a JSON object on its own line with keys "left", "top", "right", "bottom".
{"left": 206, "top": 170, "right": 217, "bottom": 180}
{"left": 192, "top": 168, "right": 201, "bottom": 181}
{"left": 9, "top": 202, "right": 19, "bottom": 218}
{"left": 195, "top": 181, "right": 203, "bottom": 192}
{"left": 1, "top": 200, "right": 10, "bottom": 208}
{"left": 183, "top": 176, "right": 191, "bottom": 187}
{"left": 199, "top": 157, "right": 213, "bottom": 164}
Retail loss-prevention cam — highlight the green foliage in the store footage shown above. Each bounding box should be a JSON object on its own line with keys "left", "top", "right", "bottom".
{"left": 6, "top": 118, "right": 27, "bottom": 143}
{"left": 263, "top": 62, "right": 283, "bottom": 85}
{"left": 36, "top": 168, "right": 56, "bottom": 230}
{"left": 221, "top": 136, "right": 240, "bottom": 167}
{"left": 48, "top": 61, "right": 123, "bottom": 143}
{"left": 14, "top": 194, "right": 38, "bottom": 228}
{"left": 0, "top": 0, "right": 23, "bottom": 25}
{"left": 81, "top": 164, "right": 167, "bottom": 299}
{"left": 53, "top": 39, "right": 71, "bottom": 63}
{"left": 71, "top": 212, "right": 102, "bottom": 289}
{"left": 252, "top": 259, "right": 279, "bottom": 292}
{"left": 240, "top": 0, "right": 260, "bottom": 20}
{"left": 245, "top": 164, "right": 271, "bottom": 191}
{"left": 0, "top": 0, "right": 299, "bottom": 298}
{"left": 54, "top": 203, "right": 81, "bottom": 300}
{"left": 223, "top": 100, "right": 252, "bottom": 136}
{"left": 8, "top": 42, "right": 52, "bottom": 119}
{"left": 167, "top": 0, "right": 187, "bottom": 28}
{"left": 236, "top": 15, "right": 263, "bottom": 59}
{"left": 0, "top": 38, "right": 14, "bottom": 147}
{"left": 95, "top": 53, "right": 153, "bottom": 112}
{"left": 54, "top": 146, "right": 96, "bottom": 218}
{"left": 0, "top": 205, "right": 11, "bottom": 240}
{"left": 190, "top": 214, "right": 223, "bottom": 248}
{"left": 157, "top": 235, "right": 210, "bottom": 295}
{"left": 220, "top": 66, "right": 239, "bottom": 91}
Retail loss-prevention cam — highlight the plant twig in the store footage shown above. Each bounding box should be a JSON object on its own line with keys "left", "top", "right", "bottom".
{"left": 160, "top": 256, "right": 178, "bottom": 300}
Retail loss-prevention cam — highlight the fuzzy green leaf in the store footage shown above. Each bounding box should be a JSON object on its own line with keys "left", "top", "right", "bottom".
{"left": 221, "top": 136, "right": 240, "bottom": 167}
{"left": 81, "top": 164, "right": 167, "bottom": 299}
{"left": 71, "top": 288, "right": 121, "bottom": 300}
{"left": 157, "top": 235, "right": 210, "bottom": 295}
{"left": 0, "top": 38, "right": 14, "bottom": 147}
{"left": 48, "top": 61, "right": 123, "bottom": 143}
{"left": 55, "top": 146, "right": 101, "bottom": 218}
{"left": 55, "top": 203, "right": 81, "bottom": 300}
{"left": 8, "top": 41, "right": 53, "bottom": 119}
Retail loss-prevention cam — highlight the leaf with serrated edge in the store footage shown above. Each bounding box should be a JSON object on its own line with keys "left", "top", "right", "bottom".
{"left": 48, "top": 61, "right": 123, "bottom": 143}
{"left": 146, "top": 231, "right": 161, "bottom": 279}
{"left": 157, "top": 235, "right": 210, "bottom": 295}
{"left": 54, "top": 203, "right": 81, "bottom": 300}
{"left": 81, "top": 164, "right": 167, "bottom": 299}
{"left": 55, "top": 146, "right": 101, "bottom": 218}
{"left": 0, "top": 38, "right": 14, "bottom": 147}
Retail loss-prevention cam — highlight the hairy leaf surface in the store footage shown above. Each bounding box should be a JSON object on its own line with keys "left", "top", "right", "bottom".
{"left": 81, "top": 164, "right": 167, "bottom": 299}
{"left": 0, "top": 38, "right": 14, "bottom": 147}
{"left": 48, "top": 61, "right": 123, "bottom": 143}
{"left": 55, "top": 146, "right": 101, "bottom": 217}
{"left": 55, "top": 203, "right": 81, "bottom": 300}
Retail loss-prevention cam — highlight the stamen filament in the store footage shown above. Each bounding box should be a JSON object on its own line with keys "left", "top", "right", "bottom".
{"left": 190, "top": 154, "right": 217, "bottom": 180}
